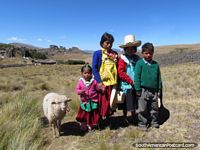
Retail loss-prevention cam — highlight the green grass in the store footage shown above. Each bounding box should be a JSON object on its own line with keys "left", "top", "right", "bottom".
{"left": 0, "top": 93, "right": 48, "bottom": 150}
{"left": 0, "top": 62, "right": 200, "bottom": 150}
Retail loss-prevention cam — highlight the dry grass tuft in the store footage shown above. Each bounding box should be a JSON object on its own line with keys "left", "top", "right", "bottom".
{"left": 0, "top": 93, "right": 48, "bottom": 150}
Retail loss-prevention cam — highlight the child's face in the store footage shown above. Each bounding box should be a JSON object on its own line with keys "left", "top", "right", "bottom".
{"left": 82, "top": 68, "right": 92, "bottom": 81}
{"left": 124, "top": 46, "right": 137, "bottom": 57}
{"left": 142, "top": 50, "right": 154, "bottom": 61}
{"left": 102, "top": 40, "right": 113, "bottom": 51}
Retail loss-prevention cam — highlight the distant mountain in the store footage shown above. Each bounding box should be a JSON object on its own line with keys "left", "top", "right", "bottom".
{"left": 83, "top": 50, "right": 94, "bottom": 54}
{"left": 9, "top": 42, "right": 42, "bottom": 49}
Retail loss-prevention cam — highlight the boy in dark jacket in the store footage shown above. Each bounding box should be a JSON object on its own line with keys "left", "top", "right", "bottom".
{"left": 134, "top": 42, "right": 162, "bottom": 130}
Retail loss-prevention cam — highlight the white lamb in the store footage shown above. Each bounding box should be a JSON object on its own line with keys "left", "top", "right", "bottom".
{"left": 43, "top": 92, "right": 72, "bottom": 138}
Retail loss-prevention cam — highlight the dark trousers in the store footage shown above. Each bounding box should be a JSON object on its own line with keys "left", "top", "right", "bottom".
{"left": 118, "top": 88, "right": 137, "bottom": 112}
{"left": 126, "top": 88, "right": 137, "bottom": 111}
{"left": 138, "top": 88, "right": 159, "bottom": 127}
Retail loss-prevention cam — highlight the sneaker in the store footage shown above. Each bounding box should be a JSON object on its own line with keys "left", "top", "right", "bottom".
{"left": 87, "top": 125, "right": 92, "bottom": 130}
{"left": 138, "top": 125, "right": 148, "bottom": 131}
{"left": 151, "top": 123, "right": 160, "bottom": 128}
{"left": 124, "top": 118, "right": 130, "bottom": 125}
{"left": 87, "top": 125, "right": 95, "bottom": 132}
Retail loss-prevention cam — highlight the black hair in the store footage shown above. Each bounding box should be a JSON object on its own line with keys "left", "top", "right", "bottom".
{"left": 100, "top": 32, "right": 114, "bottom": 47}
{"left": 81, "top": 63, "right": 92, "bottom": 73}
{"left": 142, "top": 42, "right": 154, "bottom": 53}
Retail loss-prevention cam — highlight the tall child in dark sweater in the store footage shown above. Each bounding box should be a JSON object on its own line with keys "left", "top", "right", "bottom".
{"left": 92, "top": 32, "right": 118, "bottom": 127}
{"left": 134, "top": 42, "right": 162, "bottom": 130}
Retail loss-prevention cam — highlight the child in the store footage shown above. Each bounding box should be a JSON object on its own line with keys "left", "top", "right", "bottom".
{"left": 75, "top": 64, "right": 100, "bottom": 131}
{"left": 92, "top": 32, "right": 118, "bottom": 122}
{"left": 118, "top": 35, "right": 141, "bottom": 125}
{"left": 134, "top": 42, "right": 162, "bottom": 130}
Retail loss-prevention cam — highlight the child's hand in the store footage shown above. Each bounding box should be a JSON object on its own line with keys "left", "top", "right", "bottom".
{"left": 97, "top": 82, "right": 103, "bottom": 89}
{"left": 80, "top": 88, "right": 86, "bottom": 94}
{"left": 98, "top": 82, "right": 106, "bottom": 93}
{"left": 101, "top": 85, "right": 106, "bottom": 93}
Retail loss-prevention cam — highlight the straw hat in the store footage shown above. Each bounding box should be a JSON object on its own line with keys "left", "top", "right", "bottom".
{"left": 119, "top": 35, "right": 141, "bottom": 48}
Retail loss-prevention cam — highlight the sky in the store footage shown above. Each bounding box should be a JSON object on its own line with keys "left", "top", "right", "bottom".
{"left": 0, "top": 0, "right": 200, "bottom": 50}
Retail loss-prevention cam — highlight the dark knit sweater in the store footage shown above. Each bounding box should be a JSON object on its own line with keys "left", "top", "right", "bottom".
{"left": 134, "top": 59, "right": 162, "bottom": 92}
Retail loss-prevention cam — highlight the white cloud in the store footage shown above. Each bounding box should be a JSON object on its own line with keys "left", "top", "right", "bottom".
{"left": 46, "top": 39, "right": 52, "bottom": 43}
{"left": 8, "top": 37, "right": 25, "bottom": 42}
{"left": 37, "top": 38, "right": 52, "bottom": 43}
{"left": 37, "top": 38, "right": 43, "bottom": 41}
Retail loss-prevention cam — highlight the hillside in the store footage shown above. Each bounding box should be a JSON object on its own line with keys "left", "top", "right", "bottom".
{"left": 155, "top": 43, "right": 200, "bottom": 54}
{"left": 154, "top": 49, "right": 200, "bottom": 66}
{"left": 9, "top": 42, "right": 41, "bottom": 49}
{"left": 0, "top": 43, "right": 89, "bottom": 65}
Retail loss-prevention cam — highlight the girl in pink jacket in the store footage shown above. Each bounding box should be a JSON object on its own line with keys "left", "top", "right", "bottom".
{"left": 75, "top": 64, "right": 100, "bottom": 132}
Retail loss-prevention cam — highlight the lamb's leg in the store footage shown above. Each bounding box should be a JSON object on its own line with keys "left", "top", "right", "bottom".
{"left": 56, "top": 120, "right": 61, "bottom": 136}
{"left": 50, "top": 123, "right": 55, "bottom": 138}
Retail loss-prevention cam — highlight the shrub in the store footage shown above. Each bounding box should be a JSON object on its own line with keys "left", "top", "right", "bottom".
{"left": 30, "top": 51, "right": 47, "bottom": 59}
{"left": 67, "top": 59, "right": 85, "bottom": 65}
{"left": 56, "top": 60, "right": 67, "bottom": 64}
{"left": 57, "top": 59, "right": 85, "bottom": 65}
{"left": 0, "top": 44, "right": 13, "bottom": 49}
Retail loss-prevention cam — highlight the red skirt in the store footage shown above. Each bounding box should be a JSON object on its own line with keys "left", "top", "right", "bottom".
{"left": 76, "top": 107, "right": 100, "bottom": 126}
{"left": 99, "top": 86, "right": 112, "bottom": 117}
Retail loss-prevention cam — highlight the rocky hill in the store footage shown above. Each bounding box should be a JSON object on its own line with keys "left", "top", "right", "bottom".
{"left": 134, "top": 44, "right": 200, "bottom": 66}
{"left": 154, "top": 48, "right": 200, "bottom": 66}
{"left": 0, "top": 43, "right": 87, "bottom": 59}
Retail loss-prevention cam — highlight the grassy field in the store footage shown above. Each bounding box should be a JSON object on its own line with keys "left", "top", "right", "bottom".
{"left": 0, "top": 61, "right": 200, "bottom": 149}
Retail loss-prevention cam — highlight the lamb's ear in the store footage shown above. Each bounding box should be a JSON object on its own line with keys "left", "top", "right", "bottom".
{"left": 66, "top": 98, "right": 72, "bottom": 102}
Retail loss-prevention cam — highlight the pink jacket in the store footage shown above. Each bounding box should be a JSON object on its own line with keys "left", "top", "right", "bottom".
{"left": 75, "top": 78, "right": 99, "bottom": 104}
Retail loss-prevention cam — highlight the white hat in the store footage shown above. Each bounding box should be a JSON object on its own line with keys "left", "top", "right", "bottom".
{"left": 119, "top": 35, "right": 141, "bottom": 48}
